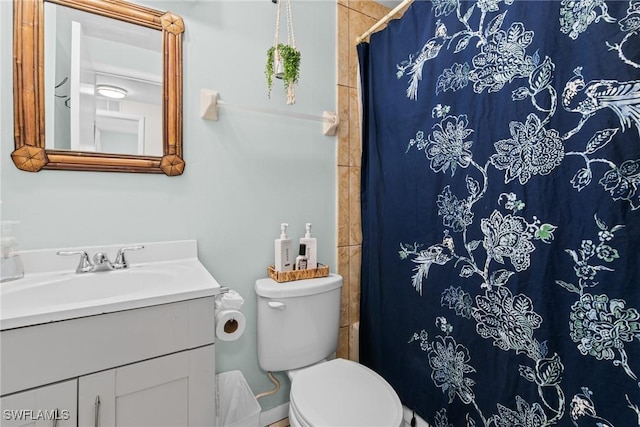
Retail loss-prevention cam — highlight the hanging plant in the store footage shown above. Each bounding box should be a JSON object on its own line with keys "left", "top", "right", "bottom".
{"left": 266, "top": 0, "right": 301, "bottom": 104}
{"left": 266, "top": 44, "right": 301, "bottom": 102}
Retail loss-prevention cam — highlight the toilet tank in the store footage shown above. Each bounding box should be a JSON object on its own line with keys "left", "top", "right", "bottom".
{"left": 255, "top": 274, "right": 343, "bottom": 372}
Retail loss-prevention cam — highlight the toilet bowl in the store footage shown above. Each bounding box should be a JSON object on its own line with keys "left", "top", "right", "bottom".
{"left": 287, "top": 358, "right": 403, "bottom": 427}
{"left": 255, "top": 274, "right": 403, "bottom": 427}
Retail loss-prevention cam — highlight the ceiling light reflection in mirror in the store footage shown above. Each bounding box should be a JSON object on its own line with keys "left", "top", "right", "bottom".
{"left": 44, "top": 2, "right": 163, "bottom": 156}
{"left": 96, "top": 85, "right": 128, "bottom": 99}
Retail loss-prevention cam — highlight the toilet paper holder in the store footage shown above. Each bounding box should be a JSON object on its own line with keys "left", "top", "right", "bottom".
{"left": 214, "top": 287, "right": 246, "bottom": 341}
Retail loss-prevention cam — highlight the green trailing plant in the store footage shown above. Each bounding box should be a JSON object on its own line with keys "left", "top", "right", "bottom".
{"left": 266, "top": 43, "right": 301, "bottom": 104}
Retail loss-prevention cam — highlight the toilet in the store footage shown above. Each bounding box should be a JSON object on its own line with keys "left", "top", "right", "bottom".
{"left": 255, "top": 274, "right": 403, "bottom": 427}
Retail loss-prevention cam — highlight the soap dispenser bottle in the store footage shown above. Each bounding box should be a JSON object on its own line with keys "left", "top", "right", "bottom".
{"left": 299, "top": 223, "right": 318, "bottom": 269}
{"left": 1, "top": 221, "right": 24, "bottom": 283}
{"left": 274, "top": 223, "right": 293, "bottom": 272}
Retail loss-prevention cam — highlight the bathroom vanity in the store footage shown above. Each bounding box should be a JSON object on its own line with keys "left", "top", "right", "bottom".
{"left": 0, "top": 241, "right": 221, "bottom": 427}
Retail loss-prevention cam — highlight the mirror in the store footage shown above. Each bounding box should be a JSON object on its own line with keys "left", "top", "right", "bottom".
{"left": 12, "top": 0, "right": 185, "bottom": 176}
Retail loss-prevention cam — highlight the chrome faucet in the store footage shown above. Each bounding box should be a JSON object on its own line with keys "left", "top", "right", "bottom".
{"left": 57, "top": 245, "right": 144, "bottom": 273}
{"left": 91, "top": 252, "right": 116, "bottom": 272}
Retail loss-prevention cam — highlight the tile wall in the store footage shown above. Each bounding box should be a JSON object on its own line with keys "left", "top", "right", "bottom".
{"left": 335, "top": 0, "right": 407, "bottom": 360}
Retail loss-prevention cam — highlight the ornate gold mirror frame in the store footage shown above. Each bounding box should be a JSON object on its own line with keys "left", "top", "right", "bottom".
{"left": 12, "top": 0, "right": 185, "bottom": 175}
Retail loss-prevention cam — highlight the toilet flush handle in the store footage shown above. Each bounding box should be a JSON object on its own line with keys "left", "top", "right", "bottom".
{"left": 268, "top": 301, "right": 286, "bottom": 311}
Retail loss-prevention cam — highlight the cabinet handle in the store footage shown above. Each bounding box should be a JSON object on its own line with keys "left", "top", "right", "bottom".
{"left": 52, "top": 408, "right": 59, "bottom": 427}
{"left": 94, "top": 396, "right": 101, "bottom": 427}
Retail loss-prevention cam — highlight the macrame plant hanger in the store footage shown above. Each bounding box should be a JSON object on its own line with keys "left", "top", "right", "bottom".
{"left": 273, "top": 0, "right": 298, "bottom": 104}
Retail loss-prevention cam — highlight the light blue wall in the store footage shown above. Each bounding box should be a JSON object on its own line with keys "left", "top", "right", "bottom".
{"left": 1, "top": 0, "right": 337, "bottom": 413}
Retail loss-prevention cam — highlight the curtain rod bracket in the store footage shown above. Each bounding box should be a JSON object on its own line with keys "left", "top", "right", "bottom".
{"left": 356, "top": 0, "right": 413, "bottom": 43}
{"left": 200, "top": 89, "right": 339, "bottom": 136}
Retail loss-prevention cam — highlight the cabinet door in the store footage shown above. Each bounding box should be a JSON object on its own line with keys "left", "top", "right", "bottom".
{"left": 0, "top": 380, "right": 77, "bottom": 427}
{"left": 78, "top": 345, "right": 215, "bottom": 427}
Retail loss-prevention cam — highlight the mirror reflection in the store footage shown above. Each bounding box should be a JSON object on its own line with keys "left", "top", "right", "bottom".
{"left": 12, "top": 0, "right": 184, "bottom": 175}
{"left": 44, "top": 2, "right": 163, "bottom": 156}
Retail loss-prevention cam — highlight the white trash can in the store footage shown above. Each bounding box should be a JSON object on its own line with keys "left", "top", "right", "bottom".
{"left": 216, "top": 370, "right": 261, "bottom": 427}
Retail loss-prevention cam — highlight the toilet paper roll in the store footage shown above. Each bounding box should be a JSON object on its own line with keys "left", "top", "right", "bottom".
{"left": 215, "top": 309, "right": 246, "bottom": 341}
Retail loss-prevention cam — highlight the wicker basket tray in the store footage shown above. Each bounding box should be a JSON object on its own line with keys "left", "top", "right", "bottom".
{"left": 267, "top": 264, "right": 329, "bottom": 283}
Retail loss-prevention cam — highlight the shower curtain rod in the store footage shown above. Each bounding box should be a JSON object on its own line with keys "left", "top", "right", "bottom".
{"left": 356, "top": 0, "right": 414, "bottom": 44}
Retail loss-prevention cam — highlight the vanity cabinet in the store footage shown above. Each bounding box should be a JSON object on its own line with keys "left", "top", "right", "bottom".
{"left": 0, "top": 380, "right": 77, "bottom": 427}
{"left": 78, "top": 346, "right": 214, "bottom": 427}
{"left": 1, "top": 297, "right": 217, "bottom": 427}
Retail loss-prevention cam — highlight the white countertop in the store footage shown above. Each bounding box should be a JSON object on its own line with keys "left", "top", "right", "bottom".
{"left": 1, "top": 240, "right": 222, "bottom": 330}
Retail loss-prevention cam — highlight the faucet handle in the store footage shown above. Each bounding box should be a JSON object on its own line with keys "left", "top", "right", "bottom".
{"left": 114, "top": 245, "right": 144, "bottom": 269}
{"left": 57, "top": 250, "right": 93, "bottom": 273}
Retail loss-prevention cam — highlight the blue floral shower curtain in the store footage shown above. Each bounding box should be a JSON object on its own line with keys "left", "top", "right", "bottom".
{"left": 358, "top": 1, "right": 640, "bottom": 426}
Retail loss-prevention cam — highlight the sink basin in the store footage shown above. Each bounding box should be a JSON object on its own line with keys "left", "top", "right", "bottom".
{"left": 3, "top": 268, "right": 174, "bottom": 306}
{"left": 0, "top": 241, "right": 222, "bottom": 330}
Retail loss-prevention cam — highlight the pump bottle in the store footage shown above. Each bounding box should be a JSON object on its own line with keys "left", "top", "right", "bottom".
{"left": 299, "top": 223, "right": 318, "bottom": 269}
{"left": 1, "top": 221, "right": 24, "bottom": 283}
{"left": 274, "top": 223, "right": 293, "bottom": 272}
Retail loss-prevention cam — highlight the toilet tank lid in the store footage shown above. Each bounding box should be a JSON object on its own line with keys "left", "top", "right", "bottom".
{"left": 255, "top": 273, "right": 342, "bottom": 298}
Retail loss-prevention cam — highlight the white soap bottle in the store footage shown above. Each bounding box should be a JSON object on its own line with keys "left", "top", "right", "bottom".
{"left": 274, "top": 223, "right": 293, "bottom": 272}
{"left": 299, "top": 223, "right": 318, "bottom": 269}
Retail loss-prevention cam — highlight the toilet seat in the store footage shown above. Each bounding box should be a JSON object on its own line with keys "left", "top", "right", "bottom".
{"left": 289, "top": 358, "right": 403, "bottom": 427}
